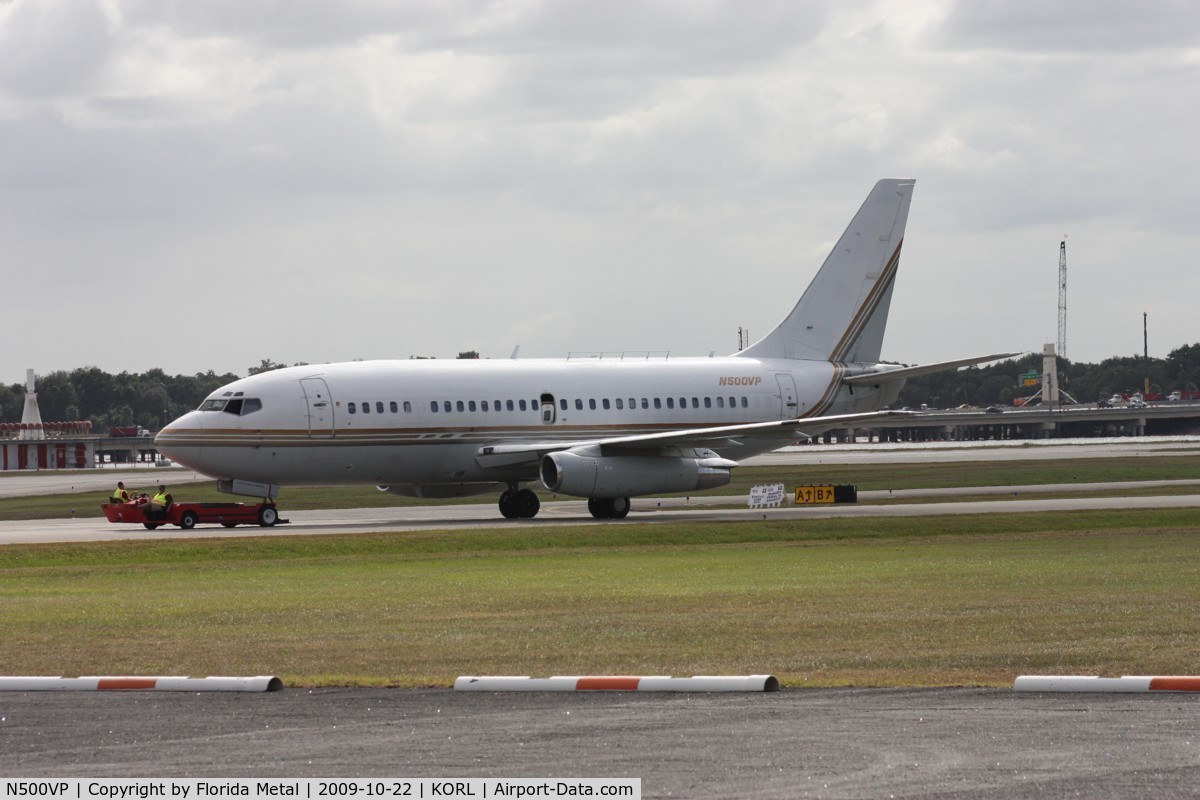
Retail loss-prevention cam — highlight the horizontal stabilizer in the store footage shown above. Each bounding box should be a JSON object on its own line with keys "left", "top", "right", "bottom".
{"left": 841, "top": 353, "right": 1022, "bottom": 386}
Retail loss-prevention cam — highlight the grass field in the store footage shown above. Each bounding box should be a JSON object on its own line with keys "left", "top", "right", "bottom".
{"left": 3, "top": 507, "right": 1200, "bottom": 687}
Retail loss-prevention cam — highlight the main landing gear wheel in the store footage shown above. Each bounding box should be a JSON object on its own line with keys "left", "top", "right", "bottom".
{"left": 587, "top": 497, "right": 631, "bottom": 519}
{"left": 498, "top": 488, "right": 541, "bottom": 519}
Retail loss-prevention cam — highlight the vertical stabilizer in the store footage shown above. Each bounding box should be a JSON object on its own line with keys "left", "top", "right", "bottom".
{"left": 738, "top": 179, "right": 914, "bottom": 363}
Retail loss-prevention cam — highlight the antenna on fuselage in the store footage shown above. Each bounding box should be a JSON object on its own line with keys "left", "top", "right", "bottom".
{"left": 510, "top": 345, "right": 521, "bottom": 359}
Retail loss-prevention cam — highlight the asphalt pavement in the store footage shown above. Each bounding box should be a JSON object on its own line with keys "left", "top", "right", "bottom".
{"left": 3, "top": 688, "right": 1199, "bottom": 799}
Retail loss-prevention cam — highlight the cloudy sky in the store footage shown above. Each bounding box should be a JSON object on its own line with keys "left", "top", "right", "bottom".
{"left": 2, "top": 0, "right": 1198, "bottom": 383}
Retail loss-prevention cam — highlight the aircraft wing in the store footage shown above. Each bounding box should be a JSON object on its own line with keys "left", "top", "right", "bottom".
{"left": 475, "top": 410, "right": 911, "bottom": 468}
{"left": 841, "top": 352, "right": 1022, "bottom": 386}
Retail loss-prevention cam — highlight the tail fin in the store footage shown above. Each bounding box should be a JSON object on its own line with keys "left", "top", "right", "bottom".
{"left": 737, "top": 179, "right": 914, "bottom": 363}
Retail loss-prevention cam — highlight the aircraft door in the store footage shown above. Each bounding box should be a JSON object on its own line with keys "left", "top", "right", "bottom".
{"left": 775, "top": 374, "right": 799, "bottom": 420}
{"left": 540, "top": 393, "right": 557, "bottom": 424}
{"left": 301, "top": 377, "right": 335, "bottom": 438}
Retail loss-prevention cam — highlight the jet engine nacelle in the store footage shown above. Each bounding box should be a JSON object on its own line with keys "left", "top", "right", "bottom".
{"left": 540, "top": 450, "right": 734, "bottom": 499}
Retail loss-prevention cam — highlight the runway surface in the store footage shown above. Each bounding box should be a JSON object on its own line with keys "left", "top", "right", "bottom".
{"left": 4, "top": 488, "right": 1200, "bottom": 545}
{"left": 3, "top": 687, "right": 1198, "bottom": 798}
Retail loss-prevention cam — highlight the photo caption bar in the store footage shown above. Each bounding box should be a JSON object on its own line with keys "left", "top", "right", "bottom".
{"left": 1, "top": 780, "right": 640, "bottom": 800}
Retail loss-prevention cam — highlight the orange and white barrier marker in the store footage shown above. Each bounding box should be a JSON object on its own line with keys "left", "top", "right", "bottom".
{"left": 0, "top": 676, "right": 283, "bottom": 692}
{"left": 1014, "top": 675, "right": 1200, "bottom": 693}
{"left": 454, "top": 675, "right": 779, "bottom": 692}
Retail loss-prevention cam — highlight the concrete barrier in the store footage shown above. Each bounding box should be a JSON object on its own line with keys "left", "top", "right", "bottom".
{"left": 0, "top": 675, "right": 283, "bottom": 692}
{"left": 455, "top": 675, "right": 780, "bottom": 692}
{"left": 1014, "top": 675, "right": 1200, "bottom": 693}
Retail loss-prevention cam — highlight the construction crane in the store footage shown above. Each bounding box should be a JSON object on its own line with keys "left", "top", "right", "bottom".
{"left": 1057, "top": 240, "right": 1067, "bottom": 360}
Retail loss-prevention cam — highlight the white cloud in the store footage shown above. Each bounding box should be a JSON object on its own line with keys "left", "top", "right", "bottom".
{"left": 2, "top": 0, "right": 1199, "bottom": 382}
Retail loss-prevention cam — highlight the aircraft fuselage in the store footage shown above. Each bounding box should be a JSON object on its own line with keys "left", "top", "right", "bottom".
{"left": 157, "top": 356, "right": 900, "bottom": 494}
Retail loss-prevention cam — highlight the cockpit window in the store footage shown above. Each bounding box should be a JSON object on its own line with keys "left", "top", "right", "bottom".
{"left": 200, "top": 397, "right": 262, "bottom": 415}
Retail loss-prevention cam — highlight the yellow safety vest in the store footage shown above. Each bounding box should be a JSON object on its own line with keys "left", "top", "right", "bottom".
{"left": 152, "top": 491, "right": 170, "bottom": 506}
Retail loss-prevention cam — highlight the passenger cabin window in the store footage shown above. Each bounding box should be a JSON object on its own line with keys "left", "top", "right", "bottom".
{"left": 348, "top": 402, "right": 358, "bottom": 414}
{"left": 403, "top": 401, "right": 412, "bottom": 413}
{"left": 519, "top": 399, "right": 527, "bottom": 411}
{"left": 362, "top": 402, "right": 370, "bottom": 414}
{"left": 575, "top": 399, "right": 583, "bottom": 411}
{"left": 666, "top": 398, "right": 675, "bottom": 409}
{"left": 430, "top": 401, "right": 438, "bottom": 413}
{"left": 616, "top": 398, "right": 624, "bottom": 410}
{"left": 602, "top": 399, "right": 610, "bottom": 410}
{"left": 653, "top": 398, "right": 662, "bottom": 409}
{"left": 377, "top": 402, "right": 385, "bottom": 414}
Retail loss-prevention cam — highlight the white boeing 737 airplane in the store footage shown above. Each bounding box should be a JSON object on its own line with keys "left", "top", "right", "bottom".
{"left": 156, "top": 179, "right": 1012, "bottom": 520}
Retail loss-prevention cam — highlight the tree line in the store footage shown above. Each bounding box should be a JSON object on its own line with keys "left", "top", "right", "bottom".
{"left": 5, "top": 345, "right": 1200, "bottom": 431}
{"left": 0, "top": 367, "right": 242, "bottom": 433}
{"left": 0, "top": 353, "right": 479, "bottom": 432}
{"left": 897, "top": 343, "right": 1200, "bottom": 408}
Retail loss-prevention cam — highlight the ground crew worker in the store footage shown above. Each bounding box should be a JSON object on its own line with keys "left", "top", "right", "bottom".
{"left": 111, "top": 481, "right": 131, "bottom": 504}
{"left": 149, "top": 484, "right": 173, "bottom": 519}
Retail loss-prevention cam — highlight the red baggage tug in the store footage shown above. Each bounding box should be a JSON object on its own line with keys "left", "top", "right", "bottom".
{"left": 102, "top": 499, "right": 283, "bottom": 530}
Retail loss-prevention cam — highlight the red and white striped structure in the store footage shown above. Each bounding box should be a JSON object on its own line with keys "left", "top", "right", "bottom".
{"left": 1014, "top": 675, "right": 1200, "bottom": 693}
{"left": 455, "top": 675, "right": 780, "bottom": 692}
{"left": 0, "top": 675, "right": 283, "bottom": 692}
{"left": 19, "top": 369, "right": 46, "bottom": 441}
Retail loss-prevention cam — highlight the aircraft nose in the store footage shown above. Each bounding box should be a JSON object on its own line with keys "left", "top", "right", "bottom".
{"left": 155, "top": 412, "right": 205, "bottom": 472}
